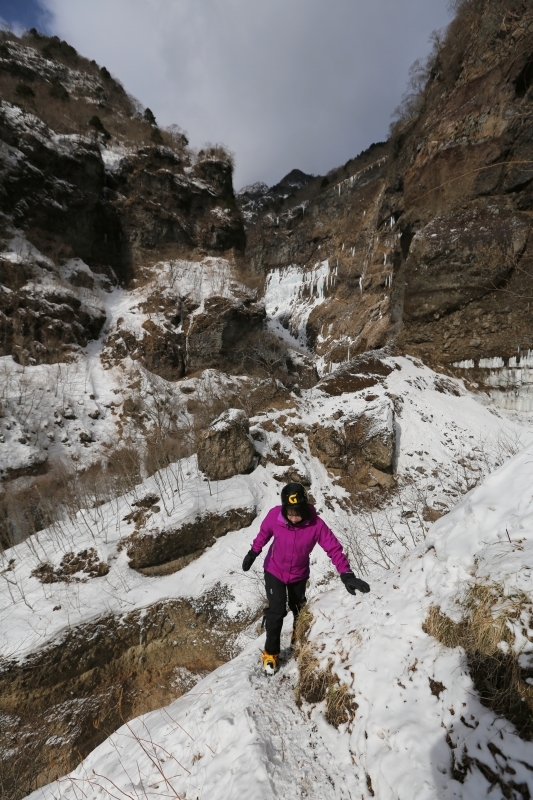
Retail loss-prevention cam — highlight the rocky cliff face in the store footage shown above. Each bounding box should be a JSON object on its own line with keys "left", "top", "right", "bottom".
{"left": 0, "top": 33, "right": 245, "bottom": 368}
{"left": 241, "top": 0, "right": 533, "bottom": 408}
{"left": 239, "top": 143, "right": 392, "bottom": 366}
{"left": 386, "top": 0, "right": 533, "bottom": 370}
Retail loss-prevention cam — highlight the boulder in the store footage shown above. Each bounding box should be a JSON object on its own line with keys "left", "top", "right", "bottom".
{"left": 308, "top": 426, "right": 344, "bottom": 467}
{"left": 307, "top": 397, "right": 396, "bottom": 491}
{"left": 367, "top": 466, "right": 396, "bottom": 489}
{"left": 197, "top": 409, "right": 257, "bottom": 481}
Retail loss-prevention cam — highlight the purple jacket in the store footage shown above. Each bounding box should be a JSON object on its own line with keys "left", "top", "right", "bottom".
{"left": 251, "top": 505, "right": 351, "bottom": 584}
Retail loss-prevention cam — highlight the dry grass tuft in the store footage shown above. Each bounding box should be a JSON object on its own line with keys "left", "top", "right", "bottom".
{"left": 424, "top": 584, "right": 533, "bottom": 739}
{"left": 423, "top": 604, "right": 464, "bottom": 649}
{"left": 294, "top": 607, "right": 358, "bottom": 727}
{"left": 325, "top": 680, "right": 358, "bottom": 728}
{"left": 296, "top": 642, "right": 330, "bottom": 705}
{"left": 293, "top": 603, "right": 314, "bottom": 650}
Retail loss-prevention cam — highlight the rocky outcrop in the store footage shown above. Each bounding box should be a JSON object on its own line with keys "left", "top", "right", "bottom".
{"left": 101, "top": 292, "right": 266, "bottom": 380}
{"left": 123, "top": 505, "right": 257, "bottom": 570}
{"left": 237, "top": 168, "right": 315, "bottom": 222}
{"left": 0, "top": 587, "right": 255, "bottom": 800}
{"left": 197, "top": 409, "right": 257, "bottom": 480}
{"left": 0, "top": 258, "right": 107, "bottom": 364}
{"left": 317, "top": 354, "right": 395, "bottom": 396}
{"left": 308, "top": 393, "right": 396, "bottom": 491}
{"left": 0, "top": 34, "right": 247, "bottom": 365}
{"left": 185, "top": 297, "right": 265, "bottom": 373}
{"left": 345, "top": 403, "right": 395, "bottom": 472}
{"left": 108, "top": 146, "right": 245, "bottom": 271}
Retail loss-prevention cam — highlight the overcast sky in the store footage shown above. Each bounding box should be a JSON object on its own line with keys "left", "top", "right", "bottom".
{"left": 1, "top": 0, "right": 452, "bottom": 188}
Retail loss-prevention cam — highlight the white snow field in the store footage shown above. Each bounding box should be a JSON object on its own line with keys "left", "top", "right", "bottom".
{"left": 1, "top": 356, "right": 531, "bottom": 662}
{"left": 2, "top": 356, "right": 533, "bottom": 799}
{"left": 24, "top": 626, "right": 367, "bottom": 800}
{"left": 307, "top": 445, "right": 533, "bottom": 800}
{"left": 22, "top": 442, "right": 533, "bottom": 800}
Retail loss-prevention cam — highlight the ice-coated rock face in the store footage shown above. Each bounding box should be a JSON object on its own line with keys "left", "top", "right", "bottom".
{"left": 197, "top": 408, "right": 257, "bottom": 481}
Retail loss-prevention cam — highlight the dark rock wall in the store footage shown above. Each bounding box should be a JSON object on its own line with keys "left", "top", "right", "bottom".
{"left": 385, "top": 0, "right": 533, "bottom": 367}
{"left": 242, "top": 0, "right": 533, "bottom": 371}
{"left": 0, "top": 35, "right": 247, "bottom": 365}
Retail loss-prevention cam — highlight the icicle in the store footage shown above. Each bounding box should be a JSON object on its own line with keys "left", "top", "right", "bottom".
{"left": 479, "top": 357, "right": 505, "bottom": 369}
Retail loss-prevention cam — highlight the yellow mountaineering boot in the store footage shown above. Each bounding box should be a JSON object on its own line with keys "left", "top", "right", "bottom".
{"left": 262, "top": 651, "right": 279, "bottom": 675}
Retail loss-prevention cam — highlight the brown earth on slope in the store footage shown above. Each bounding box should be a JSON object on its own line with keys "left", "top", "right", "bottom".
{"left": 0, "top": 587, "right": 257, "bottom": 800}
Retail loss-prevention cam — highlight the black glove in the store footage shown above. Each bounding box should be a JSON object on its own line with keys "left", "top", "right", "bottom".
{"left": 341, "top": 572, "right": 370, "bottom": 595}
{"left": 242, "top": 550, "right": 258, "bottom": 572}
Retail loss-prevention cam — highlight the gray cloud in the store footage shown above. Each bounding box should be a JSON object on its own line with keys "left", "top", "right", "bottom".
{"left": 40, "top": 0, "right": 451, "bottom": 187}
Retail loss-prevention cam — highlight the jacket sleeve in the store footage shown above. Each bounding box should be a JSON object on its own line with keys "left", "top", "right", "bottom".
{"left": 251, "top": 509, "right": 275, "bottom": 553}
{"left": 317, "top": 520, "right": 351, "bottom": 574}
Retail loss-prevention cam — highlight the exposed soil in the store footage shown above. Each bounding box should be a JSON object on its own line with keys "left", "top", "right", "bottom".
{"left": 122, "top": 507, "right": 257, "bottom": 570}
{"left": 31, "top": 548, "right": 109, "bottom": 583}
{"left": 0, "top": 584, "right": 258, "bottom": 800}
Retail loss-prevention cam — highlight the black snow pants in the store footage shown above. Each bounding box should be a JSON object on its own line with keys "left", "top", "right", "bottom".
{"left": 264, "top": 570, "right": 307, "bottom": 655}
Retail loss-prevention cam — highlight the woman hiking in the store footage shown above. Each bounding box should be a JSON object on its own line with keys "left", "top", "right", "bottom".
{"left": 242, "top": 482, "right": 370, "bottom": 674}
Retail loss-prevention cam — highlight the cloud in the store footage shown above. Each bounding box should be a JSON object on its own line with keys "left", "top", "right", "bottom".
{"left": 1, "top": 0, "right": 51, "bottom": 33}
{"left": 39, "top": 0, "right": 451, "bottom": 187}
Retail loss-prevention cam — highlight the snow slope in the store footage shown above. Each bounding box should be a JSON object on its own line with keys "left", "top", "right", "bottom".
{"left": 0, "top": 240, "right": 251, "bottom": 478}
{"left": 3, "top": 352, "right": 533, "bottom": 800}
{"left": 24, "top": 625, "right": 365, "bottom": 800}
{"left": 305, "top": 445, "right": 533, "bottom": 800}
{"left": 2, "top": 356, "right": 531, "bottom": 664}
{"left": 24, "top": 439, "right": 533, "bottom": 800}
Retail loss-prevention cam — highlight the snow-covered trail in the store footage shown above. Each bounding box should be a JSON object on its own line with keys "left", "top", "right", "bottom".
{"left": 248, "top": 630, "right": 363, "bottom": 799}
{"left": 27, "top": 623, "right": 363, "bottom": 800}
